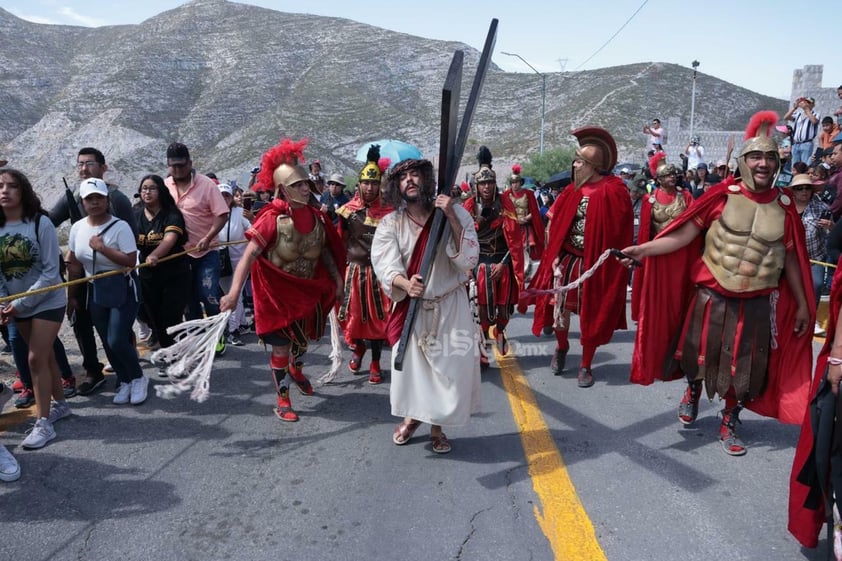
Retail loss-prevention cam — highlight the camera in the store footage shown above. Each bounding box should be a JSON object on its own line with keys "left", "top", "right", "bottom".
{"left": 250, "top": 166, "right": 260, "bottom": 175}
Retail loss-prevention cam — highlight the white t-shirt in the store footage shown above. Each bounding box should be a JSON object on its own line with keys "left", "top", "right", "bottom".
{"left": 686, "top": 145, "right": 705, "bottom": 170}
{"left": 217, "top": 206, "right": 251, "bottom": 263}
{"left": 68, "top": 217, "right": 137, "bottom": 276}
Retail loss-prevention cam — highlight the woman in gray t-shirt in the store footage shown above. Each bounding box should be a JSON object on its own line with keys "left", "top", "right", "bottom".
{"left": 0, "top": 168, "right": 67, "bottom": 453}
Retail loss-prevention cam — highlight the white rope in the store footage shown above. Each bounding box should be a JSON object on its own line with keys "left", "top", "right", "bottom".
{"left": 151, "top": 311, "right": 231, "bottom": 402}
{"left": 521, "top": 249, "right": 615, "bottom": 297}
{"left": 469, "top": 279, "right": 490, "bottom": 360}
{"left": 316, "top": 309, "right": 343, "bottom": 385}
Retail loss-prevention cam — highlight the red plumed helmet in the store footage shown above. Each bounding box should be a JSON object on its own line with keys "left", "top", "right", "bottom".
{"left": 257, "top": 138, "right": 310, "bottom": 190}
{"left": 648, "top": 152, "right": 666, "bottom": 177}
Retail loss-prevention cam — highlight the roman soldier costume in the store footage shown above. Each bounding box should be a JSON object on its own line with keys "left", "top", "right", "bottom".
{"left": 630, "top": 154, "right": 693, "bottom": 321}
{"left": 462, "top": 147, "right": 524, "bottom": 366}
{"left": 630, "top": 111, "right": 814, "bottom": 456}
{"left": 501, "top": 164, "right": 545, "bottom": 281}
{"left": 249, "top": 138, "right": 346, "bottom": 421}
{"left": 528, "top": 126, "right": 633, "bottom": 388}
{"left": 336, "top": 145, "right": 394, "bottom": 384}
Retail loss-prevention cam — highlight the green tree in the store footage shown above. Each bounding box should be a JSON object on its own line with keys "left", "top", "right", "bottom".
{"left": 520, "top": 146, "right": 576, "bottom": 184}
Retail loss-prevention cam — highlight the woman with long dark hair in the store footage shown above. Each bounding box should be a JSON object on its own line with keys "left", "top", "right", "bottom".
{"left": 134, "top": 174, "right": 189, "bottom": 354}
{"left": 0, "top": 168, "right": 66, "bottom": 452}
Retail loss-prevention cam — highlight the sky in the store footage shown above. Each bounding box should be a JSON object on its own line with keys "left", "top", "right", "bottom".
{"left": 3, "top": 0, "right": 839, "bottom": 100}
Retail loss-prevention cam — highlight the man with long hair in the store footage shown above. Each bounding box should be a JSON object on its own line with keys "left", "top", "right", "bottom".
{"left": 372, "top": 157, "right": 480, "bottom": 454}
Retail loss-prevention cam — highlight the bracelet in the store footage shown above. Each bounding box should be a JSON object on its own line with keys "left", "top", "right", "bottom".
{"left": 828, "top": 357, "right": 842, "bottom": 366}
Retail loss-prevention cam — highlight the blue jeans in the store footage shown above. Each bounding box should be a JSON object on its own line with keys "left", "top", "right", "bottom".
{"left": 812, "top": 263, "right": 826, "bottom": 308}
{"left": 89, "top": 297, "right": 143, "bottom": 384}
{"left": 9, "top": 320, "right": 73, "bottom": 388}
{"left": 792, "top": 141, "right": 815, "bottom": 165}
{"left": 187, "top": 251, "right": 221, "bottom": 320}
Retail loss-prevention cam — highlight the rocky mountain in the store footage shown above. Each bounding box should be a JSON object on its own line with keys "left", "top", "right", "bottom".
{"left": 0, "top": 0, "right": 786, "bottom": 205}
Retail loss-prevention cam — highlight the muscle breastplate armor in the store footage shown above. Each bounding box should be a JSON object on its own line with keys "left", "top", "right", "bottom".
{"left": 565, "top": 196, "right": 589, "bottom": 251}
{"left": 476, "top": 199, "right": 507, "bottom": 256}
{"left": 650, "top": 192, "right": 687, "bottom": 234}
{"left": 267, "top": 215, "right": 325, "bottom": 279}
{"left": 702, "top": 193, "right": 786, "bottom": 293}
{"left": 344, "top": 210, "right": 375, "bottom": 265}
{"left": 512, "top": 193, "right": 530, "bottom": 221}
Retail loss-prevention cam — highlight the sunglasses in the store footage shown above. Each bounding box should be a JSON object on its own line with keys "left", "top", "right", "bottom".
{"left": 791, "top": 186, "right": 813, "bottom": 192}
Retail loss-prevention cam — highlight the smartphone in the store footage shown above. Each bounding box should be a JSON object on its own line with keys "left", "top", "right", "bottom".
{"left": 242, "top": 197, "right": 253, "bottom": 211}
{"left": 821, "top": 209, "right": 832, "bottom": 221}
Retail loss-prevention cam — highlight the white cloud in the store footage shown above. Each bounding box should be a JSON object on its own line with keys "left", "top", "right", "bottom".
{"left": 57, "top": 6, "right": 109, "bottom": 27}
{"left": 8, "top": 10, "right": 62, "bottom": 25}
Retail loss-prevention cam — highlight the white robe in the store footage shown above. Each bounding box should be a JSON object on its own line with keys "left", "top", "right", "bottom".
{"left": 372, "top": 205, "right": 481, "bottom": 427}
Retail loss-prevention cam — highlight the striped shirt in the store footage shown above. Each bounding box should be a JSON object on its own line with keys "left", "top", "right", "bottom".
{"left": 792, "top": 108, "right": 820, "bottom": 143}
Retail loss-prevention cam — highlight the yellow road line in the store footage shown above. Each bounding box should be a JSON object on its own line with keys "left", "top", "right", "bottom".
{"left": 496, "top": 351, "right": 607, "bottom": 561}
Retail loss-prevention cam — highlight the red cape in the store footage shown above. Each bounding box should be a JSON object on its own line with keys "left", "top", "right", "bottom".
{"left": 529, "top": 174, "right": 633, "bottom": 346}
{"left": 463, "top": 195, "right": 526, "bottom": 288}
{"left": 630, "top": 181, "right": 815, "bottom": 424}
{"left": 246, "top": 199, "right": 346, "bottom": 337}
{"left": 501, "top": 188, "right": 545, "bottom": 260}
{"left": 631, "top": 188, "right": 694, "bottom": 321}
{"left": 788, "top": 258, "right": 842, "bottom": 548}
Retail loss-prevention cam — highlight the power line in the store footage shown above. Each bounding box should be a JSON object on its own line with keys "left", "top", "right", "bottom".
{"left": 573, "top": 0, "right": 649, "bottom": 71}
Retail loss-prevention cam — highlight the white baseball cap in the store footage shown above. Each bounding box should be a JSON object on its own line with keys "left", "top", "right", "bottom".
{"left": 218, "top": 183, "right": 233, "bottom": 196}
{"left": 80, "top": 178, "right": 108, "bottom": 199}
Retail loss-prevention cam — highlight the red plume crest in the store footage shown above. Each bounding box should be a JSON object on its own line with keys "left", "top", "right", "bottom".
{"left": 512, "top": 163, "right": 522, "bottom": 175}
{"left": 460, "top": 181, "right": 471, "bottom": 193}
{"left": 378, "top": 157, "right": 391, "bottom": 173}
{"left": 744, "top": 111, "right": 779, "bottom": 140}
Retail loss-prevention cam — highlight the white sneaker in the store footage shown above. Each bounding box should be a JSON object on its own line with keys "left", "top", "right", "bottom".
{"left": 0, "top": 444, "right": 20, "bottom": 481}
{"left": 815, "top": 322, "right": 827, "bottom": 336}
{"left": 0, "top": 384, "right": 12, "bottom": 413}
{"left": 21, "top": 418, "right": 56, "bottom": 450}
{"left": 135, "top": 320, "right": 152, "bottom": 341}
{"left": 103, "top": 363, "right": 115, "bottom": 373}
{"left": 47, "top": 400, "right": 71, "bottom": 424}
{"left": 130, "top": 376, "right": 149, "bottom": 405}
{"left": 113, "top": 383, "right": 131, "bottom": 405}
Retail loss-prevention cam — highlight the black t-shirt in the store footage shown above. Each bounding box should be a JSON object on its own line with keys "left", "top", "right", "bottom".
{"left": 134, "top": 206, "right": 188, "bottom": 278}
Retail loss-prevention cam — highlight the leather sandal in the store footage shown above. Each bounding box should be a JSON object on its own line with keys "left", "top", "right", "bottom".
{"left": 288, "top": 361, "right": 314, "bottom": 396}
{"left": 392, "top": 419, "right": 421, "bottom": 445}
{"left": 430, "top": 433, "right": 451, "bottom": 454}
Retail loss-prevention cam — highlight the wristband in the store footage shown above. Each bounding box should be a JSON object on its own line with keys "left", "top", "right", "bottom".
{"left": 828, "top": 357, "right": 842, "bottom": 366}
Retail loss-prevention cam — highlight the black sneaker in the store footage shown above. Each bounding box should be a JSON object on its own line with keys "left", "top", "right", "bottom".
{"left": 227, "top": 329, "right": 244, "bottom": 347}
{"left": 78, "top": 372, "right": 106, "bottom": 396}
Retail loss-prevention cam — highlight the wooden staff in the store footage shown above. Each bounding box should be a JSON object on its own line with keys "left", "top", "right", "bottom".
{"left": 0, "top": 240, "right": 249, "bottom": 305}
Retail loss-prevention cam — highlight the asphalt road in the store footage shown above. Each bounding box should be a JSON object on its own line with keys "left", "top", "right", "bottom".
{"left": 0, "top": 302, "right": 831, "bottom": 561}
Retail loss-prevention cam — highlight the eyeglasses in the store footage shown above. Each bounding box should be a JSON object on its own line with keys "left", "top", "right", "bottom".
{"left": 791, "top": 186, "right": 813, "bottom": 192}
{"left": 76, "top": 161, "right": 99, "bottom": 169}
{"left": 140, "top": 186, "right": 158, "bottom": 192}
